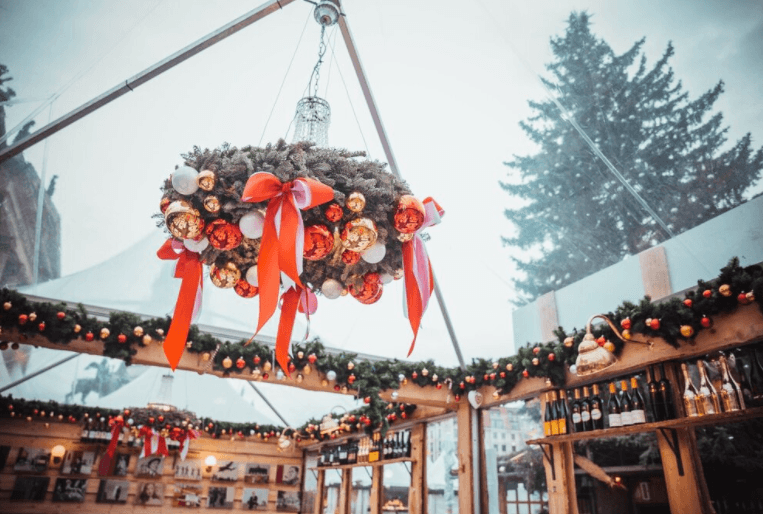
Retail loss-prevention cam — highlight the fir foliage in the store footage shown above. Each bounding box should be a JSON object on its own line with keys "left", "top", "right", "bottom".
{"left": 502, "top": 12, "right": 763, "bottom": 304}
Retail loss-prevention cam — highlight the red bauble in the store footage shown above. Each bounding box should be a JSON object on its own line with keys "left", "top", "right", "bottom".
{"left": 683, "top": 299, "right": 693, "bottom": 308}
{"left": 57, "top": 312, "right": 66, "bottom": 320}
{"left": 18, "top": 314, "right": 28, "bottom": 325}
{"left": 347, "top": 374, "right": 356, "bottom": 384}
{"left": 234, "top": 279, "right": 259, "bottom": 298}
{"left": 341, "top": 249, "right": 361, "bottom": 265}
{"left": 393, "top": 195, "right": 426, "bottom": 234}
{"left": 117, "top": 334, "right": 127, "bottom": 343}
{"left": 364, "top": 396, "right": 371, "bottom": 404}
{"left": 262, "top": 373, "right": 269, "bottom": 380}
{"left": 436, "top": 383, "right": 442, "bottom": 390}
{"left": 500, "top": 372, "right": 506, "bottom": 378}
{"left": 348, "top": 274, "right": 383, "bottom": 305}
{"left": 548, "top": 353, "right": 555, "bottom": 361}
{"left": 522, "top": 370, "right": 529, "bottom": 378}
{"left": 620, "top": 318, "right": 632, "bottom": 330}
{"left": 412, "top": 371, "right": 418, "bottom": 379}
{"left": 703, "top": 289, "right": 712, "bottom": 298}
{"left": 288, "top": 362, "right": 297, "bottom": 373}
{"left": 253, "top": 355, "right": 261, "bottom": 365}
{"left": 532, "top": 347, "right": 540, "bottom": 355}
{"left": 490, "top": 373, "right": 496, "bottom": 380}
{"left": 454, "top": 394, "right": 461, "bottom": 402}
{"left": 700, "top": 316, "right": 712, "bottom": 328}
{"left": 303, "top": 224, "right": 334, "bottom": 261}
{"left": 38, "top": 322, "right": 45, "bottom": 331}
{"left": 459, "top": 381, "right": 465, "bottom": 390}
{"left": 205, "top": 219, "right": 243, "bottom": 250}
{"left": 483, "top": 374, "right": 489, "bottom": 381}
{"left": 160, "top": 197, "right": 171, "bottom": 213}
{"left": 85, "top": 332, "right": 94, "bottom": 342}
{"left": 334, "top": 385, "right": 341, "bottom": 392}
{"left": 324, "top": 203, "right": 344, "bottom": 223}
{"left": 158, "top": 415, "right": 165, "bottom": 423}
{"left": 650, "top": 318, "right": 661, "bottom": 330}
{"left": 308, "top": 353, "right": 317, "bottom": 364}
{"left": 596, "top": 336, "right": 606, "bottom": 346}
{"left": 738, "top": 292, "right": 751, "bottom": 305}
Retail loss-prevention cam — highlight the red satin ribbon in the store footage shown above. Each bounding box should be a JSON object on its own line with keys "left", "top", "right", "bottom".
{"left": 98, "top": 416, "right": 124, "bottom": 476}
{"left": 157, "top": 239, "right": 203, "bottom": 371}
{"left": 402, "top": 197, "right": 444, "bottom": 356}
{"left": 138, "top": 426, "right": 155, "bottom": 458}
{"left": 156, "top": 435, "right": 169, "bottom": 457}
{"left": 242, "top": 173, "right": 334, "bottom": 374}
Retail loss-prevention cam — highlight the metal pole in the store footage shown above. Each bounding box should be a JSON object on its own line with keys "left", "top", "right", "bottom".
{"left": 0, "top": 0, "right": 296, "bottom": 164}
{"left": 337, "top": 7, "right": 467, "bottom": 371}
{"left": 0, "top": 353, "right": 79, "bottom": 393}
{"left": 247, "top": 381, "right": 291, "bottom": 426}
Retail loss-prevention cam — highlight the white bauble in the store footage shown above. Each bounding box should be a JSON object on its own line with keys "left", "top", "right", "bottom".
{"left": 239, "top": 211, "right": 266, "bottom": 239}
{"left": 321, "top": 279, "right": 343, "bottom": 299}
{"left": 183, "top": 237, "right": 209, "bottom": 253}
{"left": 171, "top": 166, "right": 199, "bottom": 195}
{"left": 569, "top": 364, "right": 577, "bottom": 375}
{"left": 379, "top": 273, "right": 393, "bottom": 284}
{"left": 245, "top": 266, "right": 258, "bottom": 286}
{"left": 361, "top": 242, "right": 386, "bottom": 264}
{"left": 326, "top": 370, "right": 337, "bottom": 381}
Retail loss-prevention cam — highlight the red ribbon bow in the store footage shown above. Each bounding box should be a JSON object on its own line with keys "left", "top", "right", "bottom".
{"left": 138, "top": 425, "right": 155, "bottom": 458}
{"left": 157, "top": 238, "right": 203, "bottom": 371}
{"left": 242, "top": 172, "right": 334, "bottom": 373}
{"left": 98, "top": 416, "right": 125, "bottom": 476}
{"left": 402, "top": 198, "right": 444, "bottom": 356}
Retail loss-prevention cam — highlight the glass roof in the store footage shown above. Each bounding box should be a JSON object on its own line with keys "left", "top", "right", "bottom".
{"left": 1, "top": 0, "right": 761, "bottom": 424}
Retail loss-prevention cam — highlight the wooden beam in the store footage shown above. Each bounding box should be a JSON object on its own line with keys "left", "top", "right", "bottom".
{"left": 408, "top": 423, "right": 426, "bottom": 514}
{"left": 314, "top": 469, "right": 325, "bottom": 514}
{"left": 456, "top": 402, "right": 477, "bottom": 514}
{"left": 370, "top": 464, "right": 382, "bottom": 514}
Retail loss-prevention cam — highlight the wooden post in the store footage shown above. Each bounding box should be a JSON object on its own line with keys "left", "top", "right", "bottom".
{"left": 370, "top": 464, "right": 383, "bottom": 514}
{"left": 656, "top": 427, "right": 713, "bottom": 514}
{"left": 315, "top": 470, "right": 325, "bottom": 514}
{"left": 338, "top": 468, "right": 351, "bottom": 514}
{"left": 456, "top": 401, "right": 478, "bottom": 514}
{"left": 408, "top": 423, "right": 426, "bottom": 514}
{"left": 541, "top": 441, "right": 578, "bottom": 514}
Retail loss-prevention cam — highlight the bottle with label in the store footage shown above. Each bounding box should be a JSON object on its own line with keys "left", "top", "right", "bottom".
{"left": 571, "top": 389, "right": 583, "bottom": 433}
{"left": 590, "top": 384, "right": 604, "bottom": 430}
{"left": 368, "top": 433, "right": 380, "bottom": 463}
{"left": 619, "top": 380, "right": 633, "bottom": 426}
{"left": 697, "top": 360, "right": 721, "bottom": 415}
{"left": 646, "top": 367, "right": 663, "bottom": 422}
{"left": 607, "top": 382, "right": 622, "bottom": 428}
{"left": 405, "top": 431, "right": 412, "bottom": 458}
{"left": 718, "top": 355, "right": 742, "bottom": 412}
{"left": 659, "top": 363, "right": 675, "bottom": 420}
{"left": 630, "top": 377, "right": 647, "bottom": 424}
{"left": 681, "top": 362, "right": 701, "bottom": 417}
{"left": 557, "top": 390, "right": 570, "bottom": 435}
{"left": 580, "top": 386, "right": 592, "bottom": 431}
{"left": 339, "top": 443, "right": 348, "bottom": 465}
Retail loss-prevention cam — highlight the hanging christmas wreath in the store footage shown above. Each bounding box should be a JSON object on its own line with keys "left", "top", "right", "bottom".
{"left": 156, "top": 140, "right": 443, "bottom": 372}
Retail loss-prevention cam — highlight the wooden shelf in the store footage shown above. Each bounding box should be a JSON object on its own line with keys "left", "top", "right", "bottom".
{"left": 527, "top": 405, "right": 763, "bottom": 445}
{"left": 310, "top": 456, "right": 413, "bottom": 470}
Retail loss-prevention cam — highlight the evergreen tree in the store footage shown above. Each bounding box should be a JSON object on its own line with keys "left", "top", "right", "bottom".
{"left": 501, "top": 12, "right": 763, "bottom": 304}
{"left": 0, "top": 64, "right": 16, "bottom": 148}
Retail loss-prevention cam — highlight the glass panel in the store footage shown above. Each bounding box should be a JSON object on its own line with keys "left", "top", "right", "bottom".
{"left": 302, "top": 453, "right": 319, "bottom": 514}
{"left": 322, "top": 468, "right": 342, "bottom": 514}
{"left": 427, "top": 417, "right": 458, "bottom": 514}
{"left": 350, "top": 466, "right": 373, "bottom": 514}
{"left": 485, "top": 400, "right": 546, "bottom": 514}
{"left": 382, "top": 462, "right": 410, "bottom": 513}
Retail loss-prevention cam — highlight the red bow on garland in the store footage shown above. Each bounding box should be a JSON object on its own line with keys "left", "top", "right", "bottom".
{"left": 97, "top": 416, "right": 125, "bottom": 476}
{"left": 157, "top": 239, "right": 203, "bottom": 371}
{"left": 402, "top": 198, "right": 444, "bottom": 356}
{"left": 169, "top": 427, "right": 199, "bottom": 461}
{"left": 242, "top": 172, "right": 334, "bottom": 374}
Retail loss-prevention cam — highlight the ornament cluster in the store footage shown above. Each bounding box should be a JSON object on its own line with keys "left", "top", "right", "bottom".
{"left": 159, "top": 140, "right": 432, "bottom": 305}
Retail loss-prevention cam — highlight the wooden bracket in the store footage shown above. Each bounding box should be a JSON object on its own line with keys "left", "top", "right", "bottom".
{"left": 658, "top": 427, "right": 684, "bottom": 476}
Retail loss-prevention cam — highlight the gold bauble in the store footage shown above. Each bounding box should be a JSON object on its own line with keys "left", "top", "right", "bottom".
{"left": 680, "top": 325, "right": 695, "bottom": 338}
{"left": 340, "top": 218, "right": 377, "bottom": 252}
{"left": 563, "top": 337, "right": 574, "bottom": 348}
{"left": 493, "top": 391, "right": 500, "bottom": 399}
{"left": 345, "top": 192, "right": 366, "bottom": 212}
{"left": 393, "top": 269, "right": 404, "bottom": 280}
{"left": 397, "top": 232, "right": 415, "bottom": 243}
{"left": 100, "top": 328, "right": 110, "bottom": 339}
{"left": 203, "top": 195, "right": 221, "bottom": 213}
{"left": 747, "top": 291, "right": 756, "bottom": 302}
{"left": 263, "top": 361, "right": 272, "bottom": 372}
{"left": 321, "top": 379, "right": 329, "bottom": 387}
{"left": 603, "top": 341, "right": 616, "bottom": 353}
{"left": 73, "top": 324, "right": 82, "bottom": 333}
{"left": 142, "top": 335, "right": 152, "bottom": 345}
{"left": 133, "top": 326, "right": 144, "bottom": 337}
{"left": 303, "top": 364, "right": 312, "bottom": 375}
{"left": 296, "top": 374, "right": 304, "bottom": 384}
{"left": 347, "top": 361, "right": 355, "bottom": 371}
{"left": 3, "top": 301, "right": 11, "bottom": 310}
{"left": 197, "top": 170, "right": 216, "bottom": 191}
{"left": 622, "top": 329, "right": 632, "bottom": 340}
{"left": 719, "top": 284, "right": 732, "bottom": 297}
{"left": 506, "top": 363, "right": 513, "bottom": 371}
{"left": 209, "top": 262, "right": 241, "bottom": 288}
{"left": 297, "top": 351, "right": 304, "bottom": 359}
{"left": 222, "top": 356, "right": 233, "bottom": 369}
{"left": 165, "top": 200, "right": 205, "bottom": 240}
{"left": 201, "top": 352, "right": 211, "bottom": 361}
{"left": 29, "top": 312, "right": 37, "bottom": 321}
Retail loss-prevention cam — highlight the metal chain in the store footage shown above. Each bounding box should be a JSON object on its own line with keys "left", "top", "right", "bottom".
{"left": 308, "top": 25, "right": 327, "bottom": 98}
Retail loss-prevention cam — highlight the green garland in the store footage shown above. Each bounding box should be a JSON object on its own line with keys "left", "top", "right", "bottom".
{"left": 1, "top": 257, "right": 762, "bottom": 431}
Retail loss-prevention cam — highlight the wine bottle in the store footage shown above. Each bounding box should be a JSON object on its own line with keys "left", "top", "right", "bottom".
{"left": 543, "top": 392, "right": 553, "bottom": 437}
{"left": 339, "top": 443, "right": 348, "bottom": 465}
{"left": 697, "top": 360, "right": 720, "bottom": 415}
{"left": 405, "top": 431, "right": 412, "bottom": 458}
{"left": 590, "top": 384, "right": 604, "bottom": 430}
{"left": 681, "top": 362, "right": 701, "bottom": 417}
{"left": 368, "top": 433, "right": 380, "bottom": 463}
{"left": 571, "top": 389, "right": 583, "bottom": 433}
{"left": 607, "top": 382, "right": 622, "bottom": 428}
{"left": 557, "top": 390, "right": 570, "bottom": 435}
{"left": 580, "top": 386, "right": 592, "bottom": 431}
{"left": 718, "top": 355, "right": 741, "bottom": 412}
{"left": 646, "top": 367, "right": 663, "bottom": 422}
{"left": 746, "top": 345, "right": 763, "bottom": 406}
{"left": 630, "top": 377, "right": 647, "bottom": 424}
{"left": 658, "top": 363, "right": 675, "bottom": 420}
{"left": 619, "top": 380, "right": 633, "bottom": 426}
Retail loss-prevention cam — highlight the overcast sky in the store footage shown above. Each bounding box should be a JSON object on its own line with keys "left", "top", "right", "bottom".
{"left": 1, "top": 0, "right": 762, "bottom": 365}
